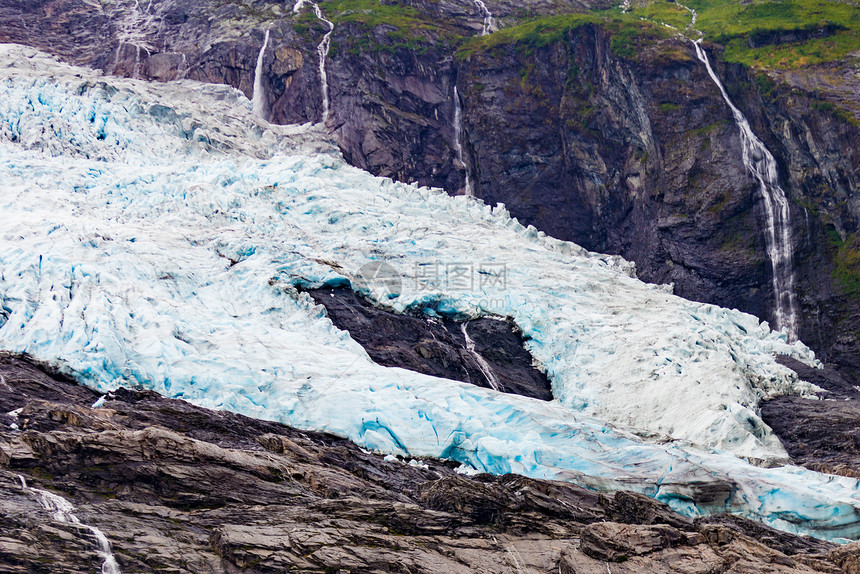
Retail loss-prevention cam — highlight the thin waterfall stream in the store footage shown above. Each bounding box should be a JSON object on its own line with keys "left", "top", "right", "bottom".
{"left": 450, "top": 2, "right": 494, "bottom": 198}
{"left": 693, "top": 40, "right": 798, "bottom": 339}
{"left": 251, "top": 29, "right": 270, "bottom": 120}
{"left": 113, "top": 0, "right": 156, "bottom": 79}
{"left": 472, "top": 0, "right": 495, "bottom": 36}
{"left": 293, "top": 1, "right": 334, "bottom": 124}
{"left": 19, "top": 475, "right": 122, "bottom": 574}
{"left": 461, "top": 322, "right": 501, "bottom": 391}
{"left": 452, "top": 86, "right": 474, "bottom": 197}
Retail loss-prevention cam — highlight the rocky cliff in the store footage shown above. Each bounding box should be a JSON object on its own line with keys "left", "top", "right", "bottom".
{"left": 3, "top": 352, "right": 860, "bottom": 573}
{"left": 456, "top": 23, "right": 860, "bottom": 379}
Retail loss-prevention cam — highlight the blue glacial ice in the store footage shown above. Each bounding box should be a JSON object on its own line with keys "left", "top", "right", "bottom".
{"left": 0, "top": 44, "right": 858, "bottom": 541}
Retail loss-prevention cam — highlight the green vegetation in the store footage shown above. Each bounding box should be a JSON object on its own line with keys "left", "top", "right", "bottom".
{"left": 609, "top": 24, "right": 640, "bottom": 59}
{"left": 690, "top": 119, "right": 729, "bottom": 136}
{"left": 312, "top": 0, "right": 857, "bottom": 72}
{"left": 753, "top": 73, "right": 777, "bottom": 100}
{"left": 686, "top": 0, "right": 860, "bottom": 69}
{"left": 304, "top": 0, "right": 680, "bottom": 63}
{"left": 316, "top": 0, "right": 460, "bottom": 54}
{"left": 456, "top": 11, "right": 673, "bottom": 60}
{"left": 591, "top": 0, "right": 860, "bottom": 69}
{"left": 828, "top": 228, "right": 860, "bottom": 298}
{"left": 810, "top": 98, "right": 858, "bottom": 126}
{"left": 457, "top": 12, "right": 600, "bottom": 58}
{"left": 687, "top": 0, "right": 856, "bottom": 41}
{"left": 628, "top": 0, "right": 693, "bottom": 30}
{"left": 321, "top": 0, "right": 427, "bottom": 29}
{"left": 723, "top": 28, "right": 857, "bottom": 69}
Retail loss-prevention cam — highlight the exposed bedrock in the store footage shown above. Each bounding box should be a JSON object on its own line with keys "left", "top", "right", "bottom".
{"left": 1, "top": 353, "right": 857, "bottom": 573}
{"left": 305, "top": 287, "right": 552, "bottom": 400}
{"left": 0, "top": 1, "right": 857, "bottom": 380}
{"left": 455, "top": 27, "right": 860, "bottom": 382}
{"left": 761, "top": 357, "right": 860, "bottom": 480}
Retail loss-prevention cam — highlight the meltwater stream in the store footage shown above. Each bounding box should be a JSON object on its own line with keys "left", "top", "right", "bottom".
{"left": 461, "top": 321, "right": 501, "bottom": 391}
{"left": 19, "top": 475, "right": 122, "bottom": 573}
{"left": 113, "top": 0, "right": 157, "bottom": 80}
{"left": 293, "top": 0, "right": 334, "bottom": 124}
{"left": 693, "top": 40, "right": 799, "bottom": 340}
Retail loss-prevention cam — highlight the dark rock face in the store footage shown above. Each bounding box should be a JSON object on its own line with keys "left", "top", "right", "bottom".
{"left": 766, "top": 394, "right": 860, "bottom": 481}
{"left": 460, "top": 29, "right": 767, "bottom": 315}
{"left": 775, "top": 355, "right": 860, "bottom": 400}
{"left": 732, "top": 63, "right": 860, "bottom": 373}
{"left": 325, "top": 18, "right": 860, "bottom": 384}
{"left": 0, "top": 353, "right": 850, "bottom": 573}
{"left": 306, "top": 287, "right": 553, "bottom": 400}
{"left": 579, "top": 522, "right": 687, "bottom": 562}
{"left": 0, "top": 0, "right": 324, "bottom": 126}
{"left": 761, "top": 357, "right": 860, "bottom": 479}
{"left": 325, "top": 22, "right": 462, "bottom": 192}
{"left": 457, "top": 28, "right": 860, "bottom": 380}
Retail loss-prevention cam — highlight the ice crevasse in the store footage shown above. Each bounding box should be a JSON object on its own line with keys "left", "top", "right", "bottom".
{"left": 0, "top": 44, "right": 858, "bottom": 541}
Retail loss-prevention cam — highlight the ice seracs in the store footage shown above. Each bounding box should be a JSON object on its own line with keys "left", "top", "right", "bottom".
{"left": 2, "top": 43, "right": 860, "bottom": 541}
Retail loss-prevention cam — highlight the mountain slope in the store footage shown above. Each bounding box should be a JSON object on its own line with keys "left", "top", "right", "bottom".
{"left": 2, "top": 0, "right": 855, "bottom": 383}
{"left": 2, "top": 44, "right": 860, "bottom": 542}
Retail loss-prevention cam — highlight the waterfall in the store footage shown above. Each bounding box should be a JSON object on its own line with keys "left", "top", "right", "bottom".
{"left": 687, "top": 6, "right": 698, "bottom": 29}
{"left": 472, "top": 0, "right": 495, "bottom": 36}
{"left": 452, "top": 86, "right": 474, "bottom": 197}
{"left": 675, "top": 1, "right": 699, "bottom": 31}
{"left": 251, "top": 29, "right": 270, "bottom": 120}
{"left": 693, "top": 40, "right": 798, "bottom": 339}
{"left": 112, "top": 0, "right": 156, "bottom": 78}
{"left": 293, "top": 1, "right": 335, "bottom": 124}
{"left": 174, "top": 53, "right": 187, "bottom": 81}
{"left": 132, "top": 45, "right": 141, "bottom": 79}
{"left": 19, "top": 475, "right": 122, "bottom": 574}
{"left": 461, "top": 322, "right": 501, "bottom": 391}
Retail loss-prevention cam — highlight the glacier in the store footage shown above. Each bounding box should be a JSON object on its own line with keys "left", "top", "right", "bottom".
{"left": 1, "top": 44, "right": 858, "bottom": 541}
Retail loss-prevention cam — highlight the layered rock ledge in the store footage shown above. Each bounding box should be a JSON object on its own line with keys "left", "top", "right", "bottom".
{"left": 1, "top": 352, "right": 857, "bottom": 573}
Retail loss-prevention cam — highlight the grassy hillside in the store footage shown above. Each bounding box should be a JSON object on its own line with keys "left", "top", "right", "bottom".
{"left": 629, "top": 0, "right": 860, "bottom": 69}
{"left": 307, "top": 0, "right": 857, "bottom": 70}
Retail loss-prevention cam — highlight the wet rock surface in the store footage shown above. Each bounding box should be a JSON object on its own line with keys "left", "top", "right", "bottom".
{"left": 0, "top": 352, "right": 851, "bottom": 573}
{"left": 457, "top": 28, "right": 860, "bottom": 383}
{"left": 306, "top": 287, "right": 553, "bottom": 400}
{"left": 760, "top": 357, "right": 860, "bottom": 479}
{"left": 775, "top": 356, "right": 860, "bottom": 400}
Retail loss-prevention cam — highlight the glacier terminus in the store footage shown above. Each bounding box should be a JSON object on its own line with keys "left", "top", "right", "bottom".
{"left": 1, "top": 44, "right": 859, "bottom": 544}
